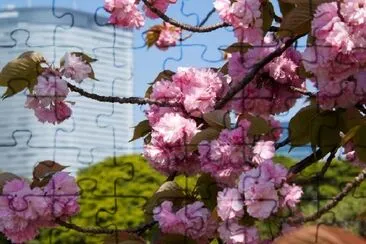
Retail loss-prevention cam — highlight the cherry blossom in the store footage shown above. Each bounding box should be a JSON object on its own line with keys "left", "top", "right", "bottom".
{"left": 153, "top": 201, "right": 216, "bottom": 241}
{"left": 214, "top": 0, "right": 263, "bottom": 44}
{"left": 143, "top": 0, "right": 177, "bottom": 19}
{"left": 62, "top": 53, "right": 92, "bottom": 83}
{"left": 104, "top": 0, "right": 144, "bottom": 29}
{"left": 156, "top": 23, "right": 181, "bottom": 50}
{"left": 228, "top": 38, "right": 305, "bottom": 115}
{"left": 218, "top": 221, "right": 259, "bottom": 244}
{"left": 143, "top": 112, "right": 200, "bottom": 175}
{"left": 217, "top": 188, "right": 244, "bottom": 221}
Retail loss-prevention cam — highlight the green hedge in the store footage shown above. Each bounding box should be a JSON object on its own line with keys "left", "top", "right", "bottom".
{"left": 28, "top": 154, "right": 366, "bottom": 243}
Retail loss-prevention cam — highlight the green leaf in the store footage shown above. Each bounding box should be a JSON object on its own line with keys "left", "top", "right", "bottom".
{"left": 31, "top": 160, "right": 68, "bottom": 188}
{"left": 219, "top": 42, "right": 252, "bottom": 55}
{"left": 187, "top": 128, "right": 221, "bottom": 152}
{"left": 353, "top": 125, "right": 366, "bottom": 162}
{"left": 145, "top": 25, "right": 161, "bottom": 48}
{"left": 238, "top": 113, "right": 270, "bottom": 136}
{"left": 342, "top": 125, "right": 361, "bottom": 146}
{"left": 195, "top": 174, "right": 218, "bottom": 211}
{"left": 203, "top": 110, "right": 231, "bottom": 129}
{"left": 310, "top": 111, "right": 341, "bottom": 153}
{"left": 129, "top": 120, "right": 151, "bottom": 142}
{"left": 289, "top": 105, "right": 318, "bottom": 147}
{"left": 0, "top": 51, "right": 46, "bottom": 98}
{"left": 262, "top": 1, "right": 274, "bottom": 33}
{"left": 278, "top": 3, "right": 312, "bottom": 38}
{"left": 278, "top": 0, "right": 295, "bottom": 18}
{"left": 340, "top": 108, "right": 365, "bottom": 133}
{"left": 144, "top": 181, "right": 185, "bottom": 222}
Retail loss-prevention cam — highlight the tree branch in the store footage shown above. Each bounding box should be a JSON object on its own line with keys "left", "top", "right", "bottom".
{"left": 180, "top": 8, "right": 216, "bottom": 41}
{"left": 214, "top": 35, "right": 304, "bottom": 109}
{"left": 275, "top": 137, "right": 290, "bottom": 150}
{"left": 289, "top": 86, "right": 316, "bottom": 97}
{"left": 56, "top": 219, "right": 157, "bottom": 236}
{"left": 67, "top": 83, "right": 178, "bottom": 107}
{"left": 287, "top": 149, "right": 324, "bottom": 180}
{"left": 141, "top": 0, "right": 229, "bottom": 32}
{"left": 288, "top": 167, "right": 366, "bottom": 224}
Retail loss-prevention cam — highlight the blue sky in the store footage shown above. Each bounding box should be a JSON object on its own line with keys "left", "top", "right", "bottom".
{"left": 1, "top": 0, "right": 309, "bottom": 125}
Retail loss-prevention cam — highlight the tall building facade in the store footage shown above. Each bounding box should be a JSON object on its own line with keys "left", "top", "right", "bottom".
{"left": 0, "top": 7, "right": 134, "bottom": 177}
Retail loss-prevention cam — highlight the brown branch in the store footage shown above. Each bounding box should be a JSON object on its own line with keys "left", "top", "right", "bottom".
{"left": 214, "top": 35, "right": 304, "bottom": 109}
{"left": 67, "top": 83, "right": 178, "bottom": 107}
{"left": 56, "top": 219, "right": 157, "bottom": 236}
{"left": 275, "top": 137, "right": 290, "bottom": 150}
{"left": 141, "top": 0, "right": 229, "bottom": 32}
{"left": 179, "top": 8, "right": 216, "bottom": 41}
{"left": 287, "top": 149, "right": 325, "bottom": 180}
{"left": 288, "top": 167, "right": 366, "bottom": 224}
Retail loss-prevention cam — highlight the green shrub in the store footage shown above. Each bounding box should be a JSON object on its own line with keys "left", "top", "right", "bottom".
{"left": 31, "top": 154, "right": 366, "bottom": 243}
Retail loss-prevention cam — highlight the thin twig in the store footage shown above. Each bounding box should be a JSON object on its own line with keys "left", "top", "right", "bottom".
{"left": 141, "top": 0, "right": 229, "bottom": 32}
{"left": 180, "top": 8, "right": 216, "bottom": 41}
{"left": 275, "top": 137, "right": 290, "bottom": 150}
{"left": 287, "top": 149, "right": 324, "bottom": 179}
{"left": 67, "top": 83, "right": 178, "bottom": 107}
{"left": 214, "top": 35, "right": 305, "bottom": 109}
{"left": 288, "top": 167, "right": 366, "bottom": 224}
{"left": 56, "top": 219, "right": 157, "bottom": 235}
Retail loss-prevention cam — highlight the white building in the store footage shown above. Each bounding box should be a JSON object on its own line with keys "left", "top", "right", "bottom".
{"left": 0, "top": 7, "right": 134, "bottom": 177}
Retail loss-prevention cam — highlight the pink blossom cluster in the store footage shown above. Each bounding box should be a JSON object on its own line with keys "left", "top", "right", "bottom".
{"left": 144, "top": 68, "right": 229, "bottom": 175}
{"left": 153, "top": 201, "right": 216, "bottom": 242}
{"left": 155, "top": 22, "right": 181, "bottom": 50}
{"left": 147, "top": 67, "right": 229, "bottom": 120}
{"left": 62, "top": 53, "right": 92, "bottom": 83}
{"left": 198, "top": 120, "right": 254, "bottom": 186}
{"left": 227, "top": 38, "right": 305, "bottom": 115}
{"left": 25, "top": 70, "right": 72, "bottom": 124}
{"left": 198, "top": 115, "right": 280, "bottom": 186}
{"left": 213, "top": 0, "right": 263, "bottom": 43}
{"left": 215, "top": 161, "right": 302, "bottom": 243}
{"left": 104, "top": 0, "right": 176, "bottom": 29}
{"left": 302, "top": 1, "right": 366, "bottom": 110}
{"left": 143, "top": 113, "right": 201, "bottom": 175}
{"left": 25, "top": 52, "right": 93, "bottom": 124}
{"left": 0, "top": 172, "right": 79, "bottom": 243}
{"left": 215, "top": 160, "right": 301, "bottom": 231}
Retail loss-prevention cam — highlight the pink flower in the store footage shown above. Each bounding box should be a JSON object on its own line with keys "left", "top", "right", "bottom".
{"left": 214, "top": 0, "right": 263, "bottom": 44}
{"left": 0, "top": 179, "right": 48, "bottom": 243}
{"left": 153, "top": 201, "right": 215, "bottom": 241}
{"left": 143, "top": 113, "right": 200, "bottom": 175}
{"left": 34, "top": 72, "right": 69, "bottom": 106}
{"left": 44, "top": 172, "right": 80, "bottom": 219}
{"left": 228, "top": 39, "right": 305, "bottom": 115}
{"left": 62, "top": 53, "right": 92, "bottom": 83}
{"left": 144, "top": 0, "right": 177, "bottom": 19}
{"left": 217, "top": 188, "right": 244, "bottom": 221}
{"left": 218, "top": 221, "right": 259, "bottom": 244}
{"left": 279, "top": 183, "right": 303, "bottom": 209}
{"left": 153, "top": 201, "right": 183, "bottom": 233}
{"left": 150, "top": 80, "right": 182, "bottom": 103}
{"left": 173, "top": 67, "right": 229, "bottom": 116}
{"left": 33, "top": 101, "right": 72, "bottom": 124}
{"left": 244, "top": 180, "right": 279, "bottom": 219}
{"left": 199, "top": 120, "right": 254, "bottom": 185}
{"left": 252, "top": 140, "right": 275, "bottom": 164}
{"left": 156, "top": 23, "right": 181, "bottom": 50}
{"left": 104, "top": 0, "right": 144, "bottom": 29}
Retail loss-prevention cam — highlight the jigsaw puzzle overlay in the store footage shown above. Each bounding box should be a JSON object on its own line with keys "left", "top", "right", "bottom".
{"left": 0, "top": 0, "right": 366, "bottom": 243}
